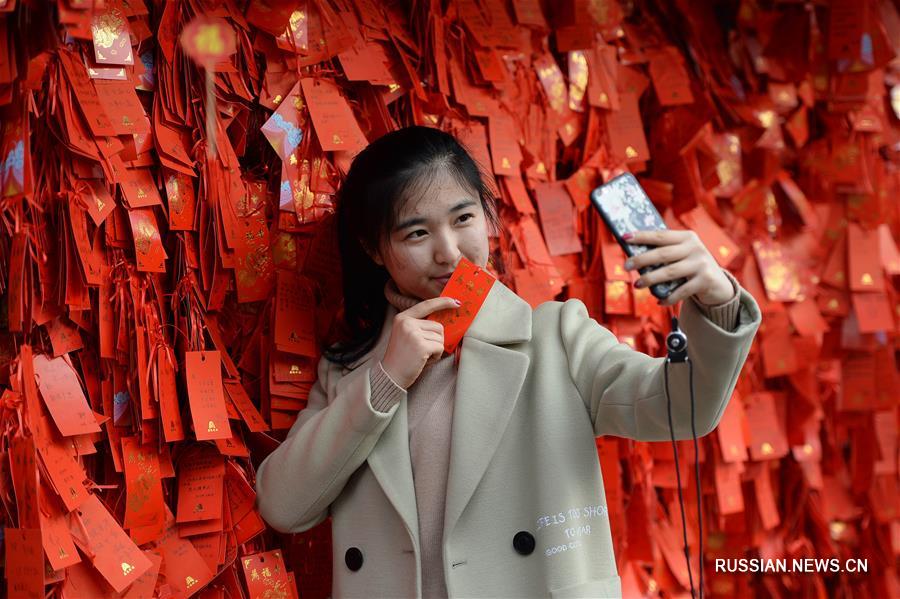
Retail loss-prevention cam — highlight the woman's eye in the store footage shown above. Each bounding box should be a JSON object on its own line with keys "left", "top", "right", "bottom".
{"left": 405, "top": 215, "right": 475, "bottom": 239}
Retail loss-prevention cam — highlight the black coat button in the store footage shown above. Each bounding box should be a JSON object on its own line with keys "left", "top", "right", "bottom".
{"left": 513, "top": 531, "right": 535, "bottom": 555}
{"left": 345, "top": 547, "right": 363, "bottom": 571}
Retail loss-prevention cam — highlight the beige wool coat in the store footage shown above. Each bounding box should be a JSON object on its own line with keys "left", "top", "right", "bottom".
{"left": 255, "top": 273, "right": 762, "bottom": 598}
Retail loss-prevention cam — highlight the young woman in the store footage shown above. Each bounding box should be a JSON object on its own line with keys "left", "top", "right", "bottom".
{"left": 255, "top": 126, "right": 762, "bottom": 598}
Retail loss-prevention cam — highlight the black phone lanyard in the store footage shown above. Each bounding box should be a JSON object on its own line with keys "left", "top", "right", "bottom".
{"left": 664, "top": 308, "right": 704, "bottom": 599}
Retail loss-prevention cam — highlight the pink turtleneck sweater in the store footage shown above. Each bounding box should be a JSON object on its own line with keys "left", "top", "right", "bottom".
{"left": 366, "top": 273, "right": 743, "bottom": 598}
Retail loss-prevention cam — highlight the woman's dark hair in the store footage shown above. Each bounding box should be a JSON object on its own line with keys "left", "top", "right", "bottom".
{"left": 322, "top": 125, "right": 501, "bottom": 367}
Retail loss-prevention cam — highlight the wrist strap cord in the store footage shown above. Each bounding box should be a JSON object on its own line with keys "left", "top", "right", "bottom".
{"left": 663, "top": 310, "right": 703, "bottom": 599}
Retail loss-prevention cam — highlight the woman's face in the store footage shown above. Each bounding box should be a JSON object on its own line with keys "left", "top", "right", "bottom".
{"left": 369, "top": 166, "right": 491, "bottom": 301}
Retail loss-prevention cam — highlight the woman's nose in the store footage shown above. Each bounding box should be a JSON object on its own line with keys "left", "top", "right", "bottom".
{"left": 433, "top": 232, "right": 461, "bottom": 265}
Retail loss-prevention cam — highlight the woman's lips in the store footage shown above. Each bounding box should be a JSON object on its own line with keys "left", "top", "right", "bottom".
{"left": 433, "top": 275, "right": 451, "bottom": 286}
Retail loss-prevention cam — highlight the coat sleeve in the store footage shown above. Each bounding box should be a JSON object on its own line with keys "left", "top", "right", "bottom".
{"left": 558, "top": 276, "right": 762, "bottom": 441}
{"left": 254, "top": 355, "right": 406, "bottom": 533}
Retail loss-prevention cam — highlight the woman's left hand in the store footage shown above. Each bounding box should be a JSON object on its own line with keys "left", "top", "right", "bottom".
{"left": 622, "top": 229, "right": 735, "bottom": 307}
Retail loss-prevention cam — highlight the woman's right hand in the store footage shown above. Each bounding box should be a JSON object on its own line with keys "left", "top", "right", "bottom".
{"left": 380, "top": 296, "right": 461, "bottom": 389}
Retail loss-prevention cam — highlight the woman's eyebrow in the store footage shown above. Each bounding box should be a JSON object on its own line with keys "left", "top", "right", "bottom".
{"left": 393, "top": 200, "right": 477, "bottom": 232}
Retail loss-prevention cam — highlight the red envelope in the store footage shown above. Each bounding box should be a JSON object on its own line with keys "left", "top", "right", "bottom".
{"left": 426, "top": 257, "right": 496, "bottom": 353}
{"left": 751, "top": 237, "right": 803, "bottom": 302}
{"left": 241, "top": 550, "right": 292, "bottom": 599}
{"left": 534, "top": 53, "right": 568, "bottom": 115}
{"left": 91, "top": 2, "right": 134, "bottom": 65}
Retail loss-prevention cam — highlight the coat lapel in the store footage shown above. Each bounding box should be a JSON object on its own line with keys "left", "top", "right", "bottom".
{"left": 442, "top": 281, "right": 532, "bottom": 543}
{"left": 360, "top": 280, "right": 532, "bottom": 553}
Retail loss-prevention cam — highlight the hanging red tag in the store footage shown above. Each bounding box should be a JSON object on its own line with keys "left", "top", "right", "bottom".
{"left": 75, "top": 494, "right": 153, "bottom": 592}
{"left": 185, "top": 351, "right": 233, "bottom": 441}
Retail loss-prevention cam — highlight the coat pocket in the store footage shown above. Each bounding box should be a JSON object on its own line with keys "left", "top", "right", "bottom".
{"left": 549, "top": 575, "right": 621, "bottom": 599}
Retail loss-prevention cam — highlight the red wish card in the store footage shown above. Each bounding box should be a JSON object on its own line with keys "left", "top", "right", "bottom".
{"left": 300, "top": 77, "right": 368, "bottom": 153}
{"left": 488, "top": 112, "right": 522, "bottom": 176}
{"left": 156, "top": 506, "right": 216, "bottom": 597}
{"left": 5, "top": 527, "right": 44, "bottom": 598}
{"left": 37, "top": 483, "right": 80, "bottom": 571}
{"left": 273, "top": 271, "right": 317, "bottom": 357}
{"left": 127, "top": 207, "right": 167, "bottom": 273}
{"left": 76, "top": 494, "right": 153, "bottom": 592}
{"left": 185, "top": 351, "right": 233, "bottom": 441}
{"left": 223, "top": 380, "right": 269, "bottom": 433}
{"left": 677, "top": 207, "right": 741, "bottom": 269}
{"left": 84, "top": 179, "right": 116, "bottom": 226}
{"left": 164, "top": 169, "right": 196, "bottom": 231}
{"left": 121, "top": 436, "right": 165, "bottom": 531}
{"left": 743, "top": 392, "right": 789, "bottom": 461}
{"left": 604, "top": 92, "right": 650, "bottom": 164}
{"left": 847, "top": 222, "right": 885, "bottom": 292}
{"left": 241, "top": 550, "right": 292, "bottom": 599}
{"left": 34, "top": 413, "right": 91, "bottom": 512}
{"left": 426, "top": 257, "right": 496, "bottom": 353}
{"left": 93, "top": 79, "right": 150, "bottom": 135}
{"left": 119, "top": 167, "right": 163, "bottom": 209}
{"left": 532, "top": 181, "right": 583, "bottom": 256}
{"left": 878, "top": 223, "right": 900, "bottom": 275}
{"left": 175, "top": 444, "right": 225, "bottom": 524}
{"left": 32, "top": 354, "right": 101, "bottom": 437}
{"left": 10, "top": 433, "right": 40, "bottom": 529}
{"left": 121, "top": 552, "right": 162, "bottom": 599}
{"left": 648, "top": 46, "right": 694, "bottom": 107}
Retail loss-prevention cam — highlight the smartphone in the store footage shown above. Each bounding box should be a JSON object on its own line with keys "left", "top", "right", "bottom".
{"left": 589, "top": 172, "right": 687, "bottom": 301}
